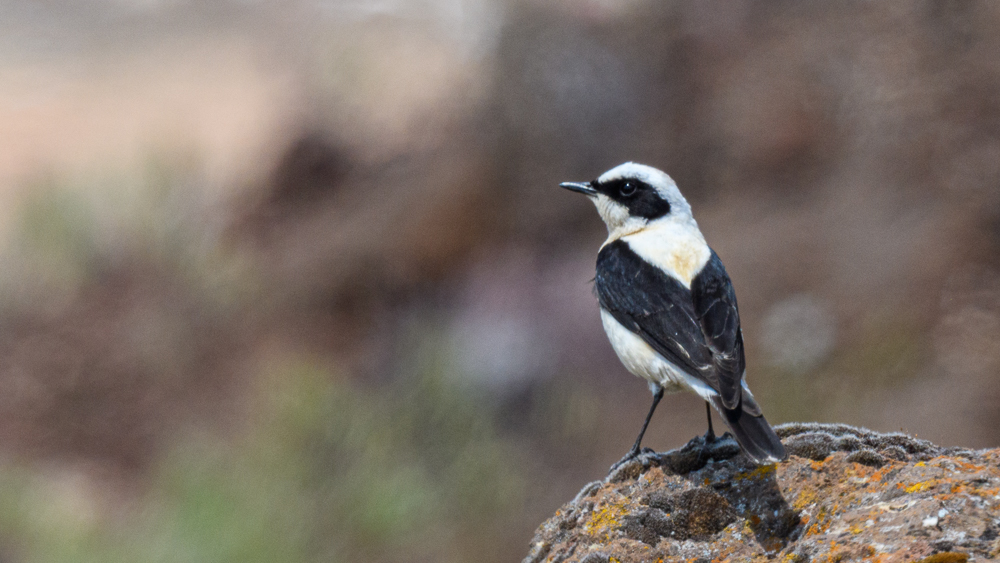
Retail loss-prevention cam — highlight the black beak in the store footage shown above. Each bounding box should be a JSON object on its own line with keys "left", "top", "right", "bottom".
{"left": 560, "top": 181, "right": 597, "bottom": 197}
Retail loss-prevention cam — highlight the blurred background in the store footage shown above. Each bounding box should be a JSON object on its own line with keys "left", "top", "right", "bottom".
{"left": 1, "top": 0, "right": 999, "bottom": 561}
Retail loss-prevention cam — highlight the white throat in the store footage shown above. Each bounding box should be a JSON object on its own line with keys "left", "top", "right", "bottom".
{"left": 593, "top": 194, "right": 647, "bottom": 240}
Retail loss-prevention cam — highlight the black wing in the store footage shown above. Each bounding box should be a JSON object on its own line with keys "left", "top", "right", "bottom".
{"left": 690, "top": 250, "right": 746, "bottom": 410}
{"left": 595, "top": 241, "right": 745, "bottom": 409}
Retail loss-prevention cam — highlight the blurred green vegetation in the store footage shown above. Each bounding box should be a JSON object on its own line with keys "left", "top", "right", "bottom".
{"left": 0, "top": 354, "right": 529, "bottom": 563}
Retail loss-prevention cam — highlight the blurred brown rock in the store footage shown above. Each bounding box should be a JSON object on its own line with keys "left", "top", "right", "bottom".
{"left": 523, "top": 423, "right": 1000, "bottom": 563}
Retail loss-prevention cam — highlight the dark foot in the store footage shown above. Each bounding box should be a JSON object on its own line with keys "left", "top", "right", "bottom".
{"left": 697, "top": 431, "right": 716, "bottom": 466}
{"left": 684, "top": 430, "right": 728, "bottom": 466}
{"left": 699, "top": 431, "right": 740, "bottom": 464}
{"left": 696, "top": 439, "right": 711, "bottom": 466}
{"left": 609, "top": 447, "right": 639, "bottom": 472}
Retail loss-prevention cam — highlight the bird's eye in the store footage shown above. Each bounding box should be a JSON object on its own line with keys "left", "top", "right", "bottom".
{"left": 620, "top": 182, "right": 637, "bottom": 196}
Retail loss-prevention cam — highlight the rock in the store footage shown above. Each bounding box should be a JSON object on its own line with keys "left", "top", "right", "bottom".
{"left": 522, "top": 423, "right": 1000, "bottom": 563}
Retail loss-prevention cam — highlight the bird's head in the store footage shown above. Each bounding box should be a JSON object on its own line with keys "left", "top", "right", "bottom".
{"left": 560, "top": 162, "right": 695, "bottom": 239}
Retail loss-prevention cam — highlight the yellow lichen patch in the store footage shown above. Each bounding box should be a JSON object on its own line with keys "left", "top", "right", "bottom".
{"left": 582, "top": 497, "right": 630, "bottom": 539}
{"left": 900, "top": 480, "right": 935, "bottom": 494}
{"left": 793, "top": 488, "right": 821, "bottom": 511}
{"left": 736, "top": 464, "right": 777, "bottom": 481}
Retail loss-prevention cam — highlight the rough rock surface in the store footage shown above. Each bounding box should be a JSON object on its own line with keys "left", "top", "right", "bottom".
{"left": 523, "top": 423, "right": 1000, "bottom": 563}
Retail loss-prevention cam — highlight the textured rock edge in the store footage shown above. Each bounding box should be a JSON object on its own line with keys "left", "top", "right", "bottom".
{"left": 523, "top": 423, "right": 1000, "bottom": 563}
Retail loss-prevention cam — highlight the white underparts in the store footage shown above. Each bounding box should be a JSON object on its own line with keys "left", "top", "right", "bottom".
{"left": 600, "top": 309, "right": 718, "bottom": 400}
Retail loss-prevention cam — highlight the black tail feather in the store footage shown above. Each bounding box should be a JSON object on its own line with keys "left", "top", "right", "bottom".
{"left": 711, "top": 397, "right": 787, "bottom": 464}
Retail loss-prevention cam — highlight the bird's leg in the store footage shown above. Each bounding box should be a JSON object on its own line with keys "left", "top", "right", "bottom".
{"left": 612, "top": 386, "right": 664, "bottom": 470}
{"left": 630, "top": 386, "right": 664, "bottom": 455}
{"left": 703, "top": 401, "right": 716, "bottom": 443}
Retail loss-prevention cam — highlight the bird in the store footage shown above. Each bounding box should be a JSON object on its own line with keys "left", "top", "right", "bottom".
{"left": 560, "top": 162, "right": 787, "bottom": 465}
